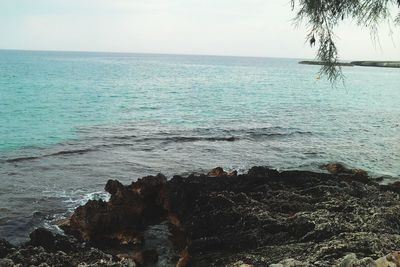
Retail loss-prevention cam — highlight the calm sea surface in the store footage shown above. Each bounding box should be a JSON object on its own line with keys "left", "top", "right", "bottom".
{"left": 0, "top": 50, "right": 399, "bottom": 243}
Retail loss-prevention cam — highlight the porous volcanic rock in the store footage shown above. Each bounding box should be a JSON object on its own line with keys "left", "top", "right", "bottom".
{"left": 0, "top": 228, "right": 134, "bottom": 267}
{"left": 3, "top": 166, "right": 400, "bottom": 267}
{"left": 165, "top": 167, "right": 400, "bottom": 266}
{"left": 64, "top": 174, "right": 168, "bottom": 246}
{"left": 321, "top": 162, "right": 368, "bottom": 178}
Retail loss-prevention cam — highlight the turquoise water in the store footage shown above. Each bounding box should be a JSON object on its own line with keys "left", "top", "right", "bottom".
{"left": 0, "top": 50, "right": 399, "bottom": 243}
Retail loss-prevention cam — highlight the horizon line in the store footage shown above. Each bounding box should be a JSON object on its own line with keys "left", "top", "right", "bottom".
{"left": 0, "top": 48, "right": 316, "bottom": 61}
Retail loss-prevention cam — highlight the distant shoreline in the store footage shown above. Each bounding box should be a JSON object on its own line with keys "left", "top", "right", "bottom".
{"left": 351, "top": 61, "right": 400, "bottom": 68}
{"left": 299, "top": 60, "right": 400, "bottom": 68}
{"left": 299, "top": 60, "right": 353, "bottom": 67}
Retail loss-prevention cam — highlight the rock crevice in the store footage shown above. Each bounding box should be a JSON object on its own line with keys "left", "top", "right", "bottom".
{"left": 2, "top": 166, "right": 400, "bottom": 266}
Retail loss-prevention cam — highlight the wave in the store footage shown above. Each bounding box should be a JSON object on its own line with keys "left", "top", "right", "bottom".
{"left": 61, "top": 191, "right": 110, "bottom": 211}
{"left": 94, "top": 126, "right": 312, "bottom": 144}
{"left": 138, "top": 136, "right": 237, "bottom": 144}
{"left": 247, "top": 130, "right": 313, "bottom": 139}
{"left": 48, "top": 148, "right": 95, "bottom": 156}
{"left": 2, "top": 126, "right": 314, "bottom": 163}
{"left": 5, "top": 156, "right": 40, "bottom": 163}
{"left": 5, "top": 148, "right": 95, "bottom": 163}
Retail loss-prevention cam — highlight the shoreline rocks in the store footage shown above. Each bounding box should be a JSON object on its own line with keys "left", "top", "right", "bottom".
{"left": 64, "top": 174, "right": 168, "bottom": 245}
{"left": 2, "top": 166, "right": 400, "bottom": 266}
{"left": 0, "top": 229, "right": 125, "bottom": 267}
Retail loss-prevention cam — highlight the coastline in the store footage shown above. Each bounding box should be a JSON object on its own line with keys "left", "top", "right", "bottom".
{"left": 350, "top": 61, "right": 400, "bottom": 68}
{"left": 2, "top": 165, "right": 400, "bottom": 266}
{"left": 299, "top": 61, "right": 353, "bottom": 67}
{"left": 299, "top": 60, "right": 400, "bottom": 68}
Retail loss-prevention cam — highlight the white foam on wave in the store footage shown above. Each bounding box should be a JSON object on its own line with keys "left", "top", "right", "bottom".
{"left": 62, "top": 191, "right": 110, "bottom": 212}
{"left": 40, "top": 189, "right": 110, "bottom": 234}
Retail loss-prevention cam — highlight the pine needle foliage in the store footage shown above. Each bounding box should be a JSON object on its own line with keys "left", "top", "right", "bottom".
{"left": 291, "top": 0, "right": 400, "bottom": 83}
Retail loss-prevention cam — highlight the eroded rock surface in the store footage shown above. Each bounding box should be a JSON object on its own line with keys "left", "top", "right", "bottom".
{"left": 2, "top": 166, "right": 400, "bottom": 267}
{"left": 0, "top": 228, "right": 133, "bottom": 267}
{"left": 166, "top": 167, "right": 400, "bottom": 266}
{"left": 65, "top": 174, "right": 168, "bottom": 246}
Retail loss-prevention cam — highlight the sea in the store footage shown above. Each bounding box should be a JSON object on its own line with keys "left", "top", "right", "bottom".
{"left": 0, "top": 50, "right": 399, "bottom": 244}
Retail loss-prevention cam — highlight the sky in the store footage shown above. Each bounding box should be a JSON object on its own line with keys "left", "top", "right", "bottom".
{"left": 0, "top": 0, "right": 399, "bottom": 60}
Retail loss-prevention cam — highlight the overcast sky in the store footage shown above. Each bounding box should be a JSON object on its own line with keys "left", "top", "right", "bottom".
{"left": 0, "top": 0, "right": 399, "bottom": 60}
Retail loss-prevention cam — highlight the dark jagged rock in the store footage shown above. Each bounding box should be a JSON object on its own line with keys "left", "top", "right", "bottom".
{"left": 321, "top": 162, "right": 368, "bottom": 177}
{"left": 165, "top": 167, "right": 400, "bottom": 266}
{"left": 207, "top": 167, "right": 227, "bottom": 177}
{"left": 207, "top": 167, "right": 237, "bottom": 177}
{"left": 63, "top": 174, "right": 168, "bottom": 245}
{"left": 0, "top": 228, "right": 130, "bottom": 267}
{"left": 28, "top": 228, "right": 82, "bottom": 253}
{"left": 29, "top": 228, "right": 55, "bottom": 248}
{"left": 3, "top": 166, "right": 400, "bottom": 267}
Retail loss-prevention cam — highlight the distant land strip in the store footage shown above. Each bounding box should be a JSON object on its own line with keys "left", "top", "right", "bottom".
{"left": 299, "top": 60, "right": 400, "bottom": 68}
{"left": 299, "top": 61, "right": 353, "bottom": 67}
{"left": 350, "top": 61, "right": 400, "bottom": 68}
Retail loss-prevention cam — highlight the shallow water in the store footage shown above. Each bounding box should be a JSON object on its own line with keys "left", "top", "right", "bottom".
{"left": 0, "top": 50, "right": 399, "bottom": 243}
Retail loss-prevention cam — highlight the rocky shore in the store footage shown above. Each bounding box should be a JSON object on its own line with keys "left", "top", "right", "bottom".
{"left": 2, "top": 165, "right": 400, "bottom": 267}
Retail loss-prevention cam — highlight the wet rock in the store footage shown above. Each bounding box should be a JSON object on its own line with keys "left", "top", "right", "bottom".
{"left": 206, "top": 167, "right": 238, "bottom": 178}
{"left": 323, "top": 163, "right": 350, "bottom": 174}
{"left": 0, "top": 239, "right": 14, "bottom": 258}
{"left": 373, "top": 176, "right": 385, "bottom": 182}
{"left": 322, "top": 163, "right": 368, "bottom": 177}
{"left": 228, "top": 170, "right": 238, "bottom": 177}
{"left": 64, "top": 174, "right": 168, "bottom": 245}
{"left": 29, "top": 228, "right": 55, "bottom": 249}
{"left": 207, "top": 167, "right": 227, "bottom": 177}
{"left": 247, "top": 166, "right": 279, "bottom": 178}
{"left": 353, "top": 168, "right": 368, "bottom": 177}
{"left": 105, "top": 179, "right": 125, "bottom": 195}
{"left": 381, "top": 181, "right": 400, "bottom": 194}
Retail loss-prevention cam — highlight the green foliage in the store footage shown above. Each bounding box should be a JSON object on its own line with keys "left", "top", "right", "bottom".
{"left": 291, "top": 0, "right": 400, "bottom": 83}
